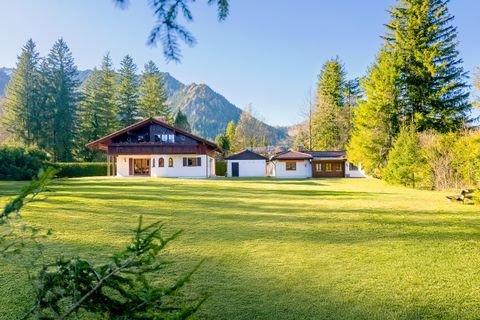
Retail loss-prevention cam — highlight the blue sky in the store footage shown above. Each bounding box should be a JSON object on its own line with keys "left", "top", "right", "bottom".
{"left": 0, "top": 0, "right": 478, "bottom": 126}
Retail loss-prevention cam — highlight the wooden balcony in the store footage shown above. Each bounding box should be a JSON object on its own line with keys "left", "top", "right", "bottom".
{"left": 107, "top": 143, "right": 214, "bottom": 156}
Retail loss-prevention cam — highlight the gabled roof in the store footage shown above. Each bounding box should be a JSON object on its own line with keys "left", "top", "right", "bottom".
{"left": 225, "top": 149, "right": 268, "bottom": 161}
{"left": 303, "top": 150, "right": 346, "bottom": 159}
{"left": 86, "top": 117, "right": 218, "bottom": 150}
{"left": 270, "top": 150, "right": 313, "bottom": 161}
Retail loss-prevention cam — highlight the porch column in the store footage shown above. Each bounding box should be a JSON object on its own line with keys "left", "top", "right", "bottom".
{"left": 107, "top": 155, "right": 111, "bottom": 177}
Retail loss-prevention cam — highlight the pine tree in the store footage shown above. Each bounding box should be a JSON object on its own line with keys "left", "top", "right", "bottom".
{"left": 311, "top": 57, "right": 347, "bottom": 150}
{"left": 117, "top": 55, "right": 139, "bottom": 127}
{"left": 2, "top": 39, "right": 42, "bottom": 147}
{"left": 173, "top": 110, "right": 191, "bottom": 132}
{"left": 347, "top": 49, "right": 401, "bottom": 177}
{"left": 385, "top": 0, "right": 470, "bottom": 131}
{"left": 42, "top": 38, "right": 80, "bottom": 161}
{"left": 384, "top": 126, "right": 428, "bottom": 188}
{"left": 138, "top": 61, "right": 170, "bottom": 120}
{"left": 76, "top": 54, "right": 119, "bottom": 160}
{"left": 225, "top": 120, "right": 236, "bottom": 145}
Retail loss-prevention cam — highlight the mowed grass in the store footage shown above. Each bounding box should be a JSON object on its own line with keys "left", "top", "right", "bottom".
{"left": 1, "top": 177, "right": 480, "bottom": 319}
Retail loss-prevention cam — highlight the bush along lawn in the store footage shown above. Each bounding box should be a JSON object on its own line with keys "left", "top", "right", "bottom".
{"left": 1, "top": 177, "right": 480, "bottom": 319}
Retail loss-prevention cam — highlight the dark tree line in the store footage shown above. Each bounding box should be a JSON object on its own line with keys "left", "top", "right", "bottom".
{"left": 1, "top": 39, "right": 191, "bottom": 162}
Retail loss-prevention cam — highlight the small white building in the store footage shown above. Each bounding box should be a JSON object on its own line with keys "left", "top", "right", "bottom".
{"left": 270, "top": 150, "right": 367, "bottom": 178}
{"left": 225, "top": 149, "right": 268, "bottom": 177}
{"left": 87, "top": 117, "right": 218, "bottom": 178}
{"left": 269, "top": 150, "right": 313, "bottom": 178}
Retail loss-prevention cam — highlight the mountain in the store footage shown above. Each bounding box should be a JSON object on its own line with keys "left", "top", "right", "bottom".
{"left": 0, "top": 67, "right": 288, "bottom": 144}
{"left": 0, "top": 68, "right": 12, "bottom": 96}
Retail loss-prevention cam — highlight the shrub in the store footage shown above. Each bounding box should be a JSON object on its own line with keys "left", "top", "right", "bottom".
{"left": 215, "top": 159, "right": 227, "bottom": 177}
{"left": 384, "top": 127, "right": 431, "bottom": 189}
{"left": 0, "top": 146, "right": 49, "bottom": 180}
{"left": 54, "top": 162, "right": 107, "bottom": 178}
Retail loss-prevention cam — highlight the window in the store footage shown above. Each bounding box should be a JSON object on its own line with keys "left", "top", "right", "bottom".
{"left": 159, "top": 157, "right": 165, "bottom": 167}
{"left": 315, "top": 163, "right": 322, "bottom": 172}
{"left": 168, "top": 157, "right": 174, "bottom": 167}
{"left": 155, "top": 134, "right": 175, "bottom": 143}
{"left": 286, "top": 162, "right": 296, "bottom": 171}
{"left": 325, "top": 163, "right": 332, "bottom": 172}
{"left": 349, "top": 162, "right": 358, "bottom": 171}
{"left": 152, "top": 158, "right": 155, "bottom": 167}
{"left": 335, "top": 163, "right": 343, "bottom": 171}
{"left": 183, "top": 157, "right": 202, "bottom": 167}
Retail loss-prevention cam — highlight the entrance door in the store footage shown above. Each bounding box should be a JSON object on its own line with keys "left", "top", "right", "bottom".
{"left": 231, "top": 162, "right": 239, "bottom": 177}
{"left": 132, "top": 158, "right": 150, "bottom": 176}
{"left": 313, "top": 161, "right": 345, "bottom": 178}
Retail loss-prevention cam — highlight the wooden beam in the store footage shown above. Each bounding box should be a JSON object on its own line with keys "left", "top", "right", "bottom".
{"left": 107, "top": 155, "right": 111, "bottom": 176}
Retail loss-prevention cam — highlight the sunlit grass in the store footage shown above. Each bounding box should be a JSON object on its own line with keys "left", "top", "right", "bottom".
{"left": 1, "top": 177, "right": 479, "bottom": 319}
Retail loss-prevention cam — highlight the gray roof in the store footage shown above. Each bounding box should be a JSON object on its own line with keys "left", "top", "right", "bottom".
{"left": 271, "top": 150, "right": 313, "bottom": 161}
{"left": 303, "top": 151, "right": 346, "bottom": 159}
{"left": 225, "top": 149, "right": 268, "bottom": 161}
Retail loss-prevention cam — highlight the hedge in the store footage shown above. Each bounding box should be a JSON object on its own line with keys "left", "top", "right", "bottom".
{"left": 215, "top": 160, "right": 227, "bottom": 177}
{"left": 0, "top": 146, "right": 49, "bottom": 180}
{"left": 54, "top": 162, "right": 108, "bottom": 178}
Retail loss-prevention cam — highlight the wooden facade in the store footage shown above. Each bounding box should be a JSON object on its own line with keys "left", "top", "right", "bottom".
{"left": 312, "top": 160, "right": 346, "bottom": 178}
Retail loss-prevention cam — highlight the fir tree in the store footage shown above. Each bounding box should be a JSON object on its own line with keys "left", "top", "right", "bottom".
{"left": 117, "top": 55, "right": 139, "bottom": 127}
{"left": 173, "top": 110, "right": 191, "bottom": 132}
{"left": 311, "top": 57, "right": 347, "bottom": 150}
{"left": 138, "top": 61, "right": 170, "bottom": 120}
{"left": 384, "top": 126, "right": 428, "bottom": 188}
{"left": 2, "top": 39, "right": 42, "bottom": 146}
{"left": 42, "top": 38, "right": 80, "bottom": 161}
{"left": 77, "top": 54, "right": 118, "bottom": 160}
{"left": 225, "top": 120, "right": 236, "bottom": 145}
{"left": 347, "top": 49, "right": 401, "bottom": 177}
{"left": 385, "top": 0, "right": 470, "bottom": 131}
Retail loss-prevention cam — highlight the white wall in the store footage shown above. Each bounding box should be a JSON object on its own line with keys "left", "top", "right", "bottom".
{"left": 116, "top": 154, "right": 215, "bottom": 178}
{"left": 345, "top": 161, "right": 368, "bottom": 178}
{"left": 271, "top": 160, "right": 312, "bottom": 178}
{"left": 226, "top": 160, "right": 267, "bottom": 177}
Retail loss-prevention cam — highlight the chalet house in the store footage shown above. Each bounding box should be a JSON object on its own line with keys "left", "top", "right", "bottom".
{"left": 270, "top": 150, "right": 366, "bottom": 178}
{"left": 225, "top": 149, "right": 268, "bottom": 177}
{"left": 86, "top": 118, "right": 218, "bottom": 178}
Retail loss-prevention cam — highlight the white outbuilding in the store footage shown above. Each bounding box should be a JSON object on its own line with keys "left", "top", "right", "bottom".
{"left": 225, "top": 149, "right": 268, "bottom": 177}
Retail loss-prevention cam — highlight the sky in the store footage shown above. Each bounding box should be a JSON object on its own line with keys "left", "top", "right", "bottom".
{"left": 0, "top": 0, "right": 478, "bottom": 126}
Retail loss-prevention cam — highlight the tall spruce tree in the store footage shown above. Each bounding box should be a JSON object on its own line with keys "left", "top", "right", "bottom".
{"left": 138, "top": 61, "right": 170, "bottom": 120}
{"left": 173, "top": 110, "right": 191, "bottom": 132}
{"left": 2, "top": 39, "right": 42, "bottom": 147}
{"left": 311, "top": 57, "right": 348, "bottom": 150}
{"left": 42, "top": 38, "right": 80, "bottom": 161}
{"left": 76, "top": 54, "right": 119, "bottom": 160}
{"left": 117, "top": 55, "right": 139, "bottom": 127}
{"left": 347, "top": 49, "right": 401, "bottom": 177}
{"left": 385, "top": 0, "right": 470, "bottom": 131}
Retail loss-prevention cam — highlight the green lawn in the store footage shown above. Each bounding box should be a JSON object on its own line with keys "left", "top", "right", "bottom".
{"left": 1, "top": 177, "right": 480, "bottom": 319}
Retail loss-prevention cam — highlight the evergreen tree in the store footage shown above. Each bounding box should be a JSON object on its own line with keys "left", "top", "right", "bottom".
{"left": 215, "top": 133, "right": 230, "bottom": 156}
{"left": 77, "top": 54, "right": 118, "bottom": 160}
{"left": 2, "top": 39, "right": 42, "bottom": 146}
{"left": 311, "top": 57, "right": 348, "bottom": 150}
{"left": 347, "top": 50, "right": 401, "bottom": 177}
{"left": 225, "top": 120, "right": 236, "bottom": 145}
{"left": 42, "top": 38, "right": 80, "bottom": 161}
{"left": 385, "top": 0, "right": 470, "bottom": 131}
{"left": 138, "top": 61, "right": 170, "bottom": 120}
{"left": 173, "top": 110, "right": 191, "bottom": 132}
{"left": 117, "top": 55, "right": 139, "bottom": 127}
{"left": 384, "top": 126, "right": 428, "bottom": 188}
